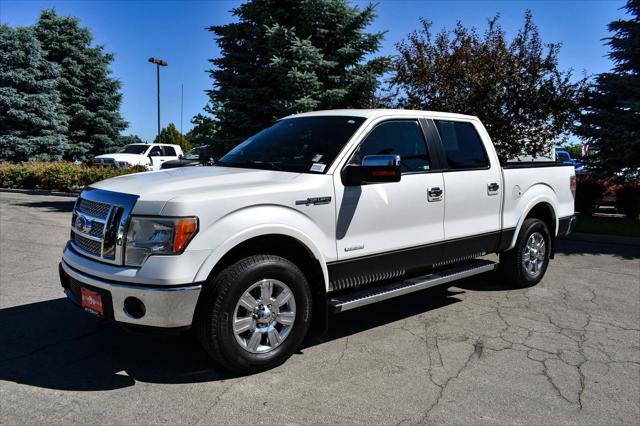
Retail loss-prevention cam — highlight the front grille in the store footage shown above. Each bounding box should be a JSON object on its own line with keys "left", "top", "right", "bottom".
{"left": 88, "top": 221, "right": 105, "bottom": 237}
{"left": 71, "top": 213, "right": 105, "bottom": 238}
{"left": 93, "top": 158, "right": 117, "bottom": 168}
{"left": 76, "top": 198, "right": 110, "bottom": 218}
{"left": 70, "top": 191, "right": 137, "bottom": 265}
{"left": 73, "top": 233, "right": 101, "bottom": 256}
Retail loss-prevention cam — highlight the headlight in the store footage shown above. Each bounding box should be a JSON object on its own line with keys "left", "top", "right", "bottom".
{"left": 125, "top": 216, "right": 198, "bottom": 266}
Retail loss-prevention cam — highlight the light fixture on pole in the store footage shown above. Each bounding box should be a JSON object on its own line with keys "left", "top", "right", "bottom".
{"left": 148, "top": 57, "right": 168, "bottom": 143}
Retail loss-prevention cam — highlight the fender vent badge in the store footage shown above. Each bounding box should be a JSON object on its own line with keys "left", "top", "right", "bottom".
{"left": 295, "top": 196, "right": 332, "bottom": 206}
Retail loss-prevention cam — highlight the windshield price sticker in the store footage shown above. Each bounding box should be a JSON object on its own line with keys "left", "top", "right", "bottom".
{"left": 310, "top": 163, "right": 326, "bottom": 173}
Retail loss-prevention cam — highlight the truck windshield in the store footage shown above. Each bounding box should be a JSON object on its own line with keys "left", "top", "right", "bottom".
{"left": 119, "top": 145, "right": 148, "bottom": 155}
{"left": 218, "top": 116, "right": 366, "bottom": 174}
{"left": 183, "top": 147, "right": 201, "bottom": 160}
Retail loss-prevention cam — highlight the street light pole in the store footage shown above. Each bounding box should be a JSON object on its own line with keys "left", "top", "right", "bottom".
{"left": 148, "top": 57, "right": 168, "bottom": 143}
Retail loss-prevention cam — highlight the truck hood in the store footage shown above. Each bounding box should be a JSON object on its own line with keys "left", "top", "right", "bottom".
{"left": 90, "top": 166, "right": 303, "bottom": 215}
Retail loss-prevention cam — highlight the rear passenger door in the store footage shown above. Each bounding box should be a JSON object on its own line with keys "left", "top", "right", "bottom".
{"left": 432, "top": 119, "right": 502, "bottom": 245}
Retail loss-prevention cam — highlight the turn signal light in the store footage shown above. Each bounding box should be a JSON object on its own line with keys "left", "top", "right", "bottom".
{"left": 174, "top": 218, "right": 198, "bottom": 252}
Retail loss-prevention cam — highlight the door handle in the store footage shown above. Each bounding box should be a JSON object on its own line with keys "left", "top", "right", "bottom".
{"left": 487, "top": 182, "right": 500, "bottom": 195}
{"left": 428, "top": 187, "right": 443, "bottom": 202}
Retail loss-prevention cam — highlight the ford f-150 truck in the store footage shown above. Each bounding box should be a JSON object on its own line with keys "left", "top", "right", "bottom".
{"left": 59, "top": 109, "right": 576, "bottom": 373}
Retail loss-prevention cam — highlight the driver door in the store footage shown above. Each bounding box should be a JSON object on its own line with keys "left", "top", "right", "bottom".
{"left": 148, "top": 145, "right": 163, "bottom": 170}
{"left": 330, "top": 119, "right": 445, "bottom": 290}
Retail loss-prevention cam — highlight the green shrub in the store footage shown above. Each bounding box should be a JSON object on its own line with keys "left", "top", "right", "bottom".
{"left": 0, "top": 162, "right": 147, "bottom": 192}
{"left": 615, "top": 183, "right": 640, "bottom": 220}
{"left": 575, "top": 175, "right": 607, "bottom": 215}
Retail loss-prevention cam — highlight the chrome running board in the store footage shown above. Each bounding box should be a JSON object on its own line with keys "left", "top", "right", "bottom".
{"left": 328, "top": 259, "right": 497, "bottom": 313}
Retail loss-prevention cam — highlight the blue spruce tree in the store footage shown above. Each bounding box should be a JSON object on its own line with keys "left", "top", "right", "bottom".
{"left": 34, "top": 10, "right": 127, "bottom": 161}
{"left": 0, "top": 25, "right": 68, "bottom": 162}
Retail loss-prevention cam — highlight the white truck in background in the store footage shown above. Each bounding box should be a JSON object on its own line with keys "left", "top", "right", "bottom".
{"left": 60, "top": 109, "right": 576, "bottom": 373}
{"left": 93, "top": 143, "right": 183, "bottom": 170}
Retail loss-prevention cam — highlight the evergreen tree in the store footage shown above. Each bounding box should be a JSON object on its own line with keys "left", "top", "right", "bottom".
{"left": 0, "top": 25, "right": 68, "bottom": 162}
{"left": 34, "top": 9, "right": 127, "bottom": 161}
{"left": 207, "top": 0, "right": 387, "bottom": 146}
{"left": 577, "top": 0, "right": 639, "bottom": 176}
{"left": 187, "top": 112, "right": 224, "bottom": 152}
{"left": 154, "top": 123, "right": 192, "bottom": 152}
{"left": 391, "top": 12, "right": 586, "bottom": 160}
{"left": 117, "top": 134, "right": 145, "bottom": 146}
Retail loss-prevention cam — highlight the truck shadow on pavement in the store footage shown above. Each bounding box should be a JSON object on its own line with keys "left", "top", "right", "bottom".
{"left": 0, "top": 285, "right": 468, "bottom": 391}
{"left": 2, "top": 237, "right": 634, "bottom": 391}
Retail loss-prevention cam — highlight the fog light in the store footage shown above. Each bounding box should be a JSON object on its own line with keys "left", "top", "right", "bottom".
{"left": 124, "top": 297, "right": 146, "bottom": 319}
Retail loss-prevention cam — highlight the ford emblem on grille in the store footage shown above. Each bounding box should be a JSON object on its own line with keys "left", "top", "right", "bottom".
{"left": 75, "top": 215, "right": 92, "bottom": 234}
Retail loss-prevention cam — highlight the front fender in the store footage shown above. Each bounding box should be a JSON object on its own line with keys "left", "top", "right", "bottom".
{"left": 191, "top": 205, "right": 333, "bottom": 290}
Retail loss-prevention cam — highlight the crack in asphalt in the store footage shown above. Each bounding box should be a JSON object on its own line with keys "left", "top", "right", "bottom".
{"left": 336, "top": 337, "right": 349, "bottom": 366}
{"left": 392, "top": 268, "right": 639, "bottom": 423}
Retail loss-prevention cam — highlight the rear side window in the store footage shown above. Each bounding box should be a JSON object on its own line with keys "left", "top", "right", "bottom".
{"left": 434, "top": 120, "right": 488, "bottom": 169}
{"left": 353, "top": 120, "right": 430, "bottom": 173}
{"left": 163, "top": 146, "right": 177, "bottom": 156}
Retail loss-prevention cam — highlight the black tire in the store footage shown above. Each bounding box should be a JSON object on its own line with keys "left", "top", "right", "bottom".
{"left": 499, "top": 218, "right": 551, "bottom": 288}
{"left": 196, "top": 254, "right": 312, "bottom": 374}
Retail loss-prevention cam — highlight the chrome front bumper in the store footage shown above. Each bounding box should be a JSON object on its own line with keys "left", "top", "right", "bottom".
{"left": 59, "top": 259, "right": 202, "bottom": 328}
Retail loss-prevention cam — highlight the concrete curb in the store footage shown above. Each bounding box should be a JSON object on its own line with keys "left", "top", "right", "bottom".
{"left": 0, "top": 187, "right": 79, "bottom": 198}
{"left": 565, "top": 232, "right": 640, "bottom": 247}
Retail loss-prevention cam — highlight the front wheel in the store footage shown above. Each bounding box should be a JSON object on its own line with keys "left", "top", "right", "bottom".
{"left": 499, "top": 218, "right": 551, "bottom": 288}
{"left": 196, "top": 255, "right": 312, "bottom": 374}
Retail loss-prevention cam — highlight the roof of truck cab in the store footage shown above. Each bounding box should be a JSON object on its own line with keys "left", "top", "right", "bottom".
{"left": 284, "top": 109, "right": 479, "bottom": 121}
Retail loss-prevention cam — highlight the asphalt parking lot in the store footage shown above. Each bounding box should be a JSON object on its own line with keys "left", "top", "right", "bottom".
{"left": 1, "top": 191, "right": 639, "bottom": 425}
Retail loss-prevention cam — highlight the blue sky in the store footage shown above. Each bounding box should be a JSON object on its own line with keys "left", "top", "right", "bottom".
{"left": 0, "top": 0, "right": 628, "bottom": 142}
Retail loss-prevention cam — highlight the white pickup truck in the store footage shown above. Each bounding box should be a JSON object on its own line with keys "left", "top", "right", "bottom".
{"left": 59, "top": 109, "right": 576, "bottom": 373}
{"left": 93, "top": 143, "right": 183, "bottom": 170}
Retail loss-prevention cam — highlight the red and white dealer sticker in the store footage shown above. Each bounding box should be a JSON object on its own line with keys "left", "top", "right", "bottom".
{"left": 81, "top": 287, "right": 104, "bottom": 317}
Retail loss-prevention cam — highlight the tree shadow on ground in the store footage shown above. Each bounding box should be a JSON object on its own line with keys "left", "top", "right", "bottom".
{"left": 0, "top": 285, "right": 465, "bottom": 391}
{"left": 16, "top": 200, "right": 75, "bottom": 213}
{"left": 555, "top": 238, "right": 639, "bottom": 260}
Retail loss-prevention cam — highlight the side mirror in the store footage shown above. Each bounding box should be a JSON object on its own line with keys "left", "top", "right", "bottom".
{"left": 343, "top": 155, "right": 401, "bottom": 186}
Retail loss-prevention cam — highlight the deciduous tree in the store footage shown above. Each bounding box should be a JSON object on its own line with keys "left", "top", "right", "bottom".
{"left": 391, "top": 12, "right": 586, "bottom": 160}
{"left": 154, "top": 123, "right": 192, "bottom": 152}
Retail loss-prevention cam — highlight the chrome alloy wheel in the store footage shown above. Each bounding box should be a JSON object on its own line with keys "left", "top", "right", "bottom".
{"left": 522, "top": 231, "right": 546, "bottom": 277}
{"left": 232, "top": 279, "right": 297, "bottom": 354}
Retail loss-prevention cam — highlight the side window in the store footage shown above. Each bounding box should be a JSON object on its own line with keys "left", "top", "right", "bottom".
{"left": 163, "top": 146, "right": 177, "bottom": 156}
{"left": 352, "top": 120, "right": 430, "bottom": 173}
{"left": 434, "top": 120, "right": 489, "bottom": 169}
{"left": 149, "top": 146, "right": 162, "bottom": 157}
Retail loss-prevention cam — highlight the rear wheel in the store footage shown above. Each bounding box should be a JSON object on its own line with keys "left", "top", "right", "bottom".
{"left": 499, "top": 218, "right": 551, "bottom": 288}
{"left": 196, "top": 255, "right": 312, "bottom": 374}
